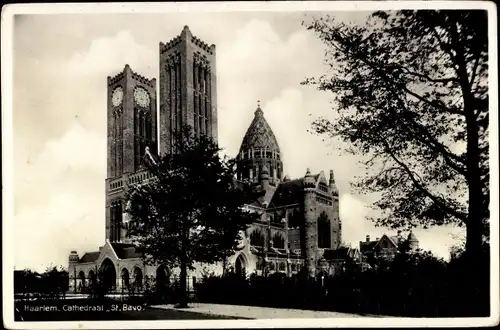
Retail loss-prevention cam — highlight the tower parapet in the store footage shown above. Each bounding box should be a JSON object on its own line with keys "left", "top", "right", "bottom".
{"left": 69, "top": 251, "right": 79, "bottom": 267}
{"left": 159, "top": 26, "right": 218, "bottom": 155}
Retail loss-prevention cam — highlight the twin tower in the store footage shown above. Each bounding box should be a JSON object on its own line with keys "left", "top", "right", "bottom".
{"left": 105, "top": 26, "right": 217, "bottom": 242}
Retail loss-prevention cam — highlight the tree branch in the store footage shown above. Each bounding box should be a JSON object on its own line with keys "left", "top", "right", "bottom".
{"left": 379, "top": 137, "right": 468, "bottom": 223}
{"left": 399, "top": 66, "right": 458, "bottom": 84}
{"left": 385, "top": 90, "right": 467, "bottom": 176}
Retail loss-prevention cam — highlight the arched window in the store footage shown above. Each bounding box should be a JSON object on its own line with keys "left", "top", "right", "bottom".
{"left": 121, "top": 268, "right": 130, "bottom": 290}
{"left": 272, "top": 234, "right": 285, "bottom": 249}
{"left": 288, "top": 208, "right": 301, "bottom": 229}
{"left": 134, "top": 108, "right": 153, "bottom": 169}
{"left": 317, "top": 211, "right": 331, "bottom": 249}
{"left": 250, "top": 230, "right": 265, "bottom": 247}
{"left": 110, "top": 200, "right": 123, "bottom": 242}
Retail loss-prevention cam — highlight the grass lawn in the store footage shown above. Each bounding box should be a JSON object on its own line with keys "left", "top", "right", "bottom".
{"left": 15, "top": 298, "right": 242, "bottom": 321}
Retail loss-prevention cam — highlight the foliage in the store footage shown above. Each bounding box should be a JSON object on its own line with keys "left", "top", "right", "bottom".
{"left": 125, "top": 126, "right": 258, "bottom": 306}
{"left": 302, "top": 10, "right": 489, "bottom": 257}
{"left": 14, "top": 266, "right": 69, "bottom": 300}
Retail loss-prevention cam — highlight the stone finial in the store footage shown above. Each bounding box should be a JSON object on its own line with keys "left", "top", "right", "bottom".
{"left": 124, "top": 64, "right": 133, "bottom": 75}
{"left": 329, "top": 170, "right": 339, "bottom": 196}
{"left": 255, "top": 100, "right": 263, "bottom": 116}
{"left": 181, "top": 25, "right": 192, "bottom": 39}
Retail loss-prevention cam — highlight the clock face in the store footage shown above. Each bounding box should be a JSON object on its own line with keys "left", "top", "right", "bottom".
{"left": 111, "top": 87, "right": 123, "bottom": 107}
{"left": 134, "top": 87, "right": 150, "bottom": 107}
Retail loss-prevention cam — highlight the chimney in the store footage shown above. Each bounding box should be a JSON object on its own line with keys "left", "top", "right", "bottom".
{"left": 366, "top": 235, "right": 370, "bottom": 242}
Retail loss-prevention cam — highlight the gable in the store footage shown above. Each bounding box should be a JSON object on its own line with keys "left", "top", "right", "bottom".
{"left": 375, "top": 235, "right": 397, "bottom": 250}
{"left": 95, "top": 240, "right": 120, "bottom": 267}
{"left": 315, "top": 171, "right": 328, "bottom": 187}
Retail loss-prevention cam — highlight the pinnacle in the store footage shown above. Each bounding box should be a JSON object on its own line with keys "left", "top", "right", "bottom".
{"left": 255, "top": 100, "right": 263, "bottom": 116}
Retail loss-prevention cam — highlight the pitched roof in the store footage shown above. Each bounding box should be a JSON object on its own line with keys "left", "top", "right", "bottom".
{"left": 388, "top": 236, "right": 400, "bottom": 246}
{"left": 361, "top": 234, "right": 404, "bottom": 254}
{"left": 259, "top": 185, "right": 277, "bottom": 206}
{"left": 79, "top": 252, "right": 100, "bottom": 263}
{"left": 110, "top": 242, "right": 142, "bottom": 259}
{"left": 268, "top": 178, "right": 304, "bottom": 207}
{"left": 359, "top": 241, "right": 378, "bottom": 254}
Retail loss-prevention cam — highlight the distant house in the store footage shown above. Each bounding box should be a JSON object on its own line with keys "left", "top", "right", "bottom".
{"left": 321, "top": 246, "right": 361, "bottom": 275}
{"left": 359, "top": 231, "right": 419, "bottom": 268}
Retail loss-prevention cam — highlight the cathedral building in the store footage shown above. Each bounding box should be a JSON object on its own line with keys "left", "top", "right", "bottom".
{"left": 68, "top": 26, "right": 353, "bottom": 294}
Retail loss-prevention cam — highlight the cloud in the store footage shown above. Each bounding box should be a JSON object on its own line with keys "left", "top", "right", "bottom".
{"left": 37, "top": 124, "right": 105, "bottom": 174}
{"left": 14, "top": 124, "right": 105, "bottom": 271}
{"left": 339, "top": 193, "right": 374, "bottom": 245}
{"left": 15, "top": 191, "right": 103, "bottom": 272}
{"left": 217, "top": 19, "right": 328, "bottom": 161}
{"left": 66, "top": 31, "right": 157, "bottom": 78}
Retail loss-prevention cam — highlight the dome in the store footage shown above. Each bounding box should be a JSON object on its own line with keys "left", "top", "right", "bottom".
{"left": 236, "top": 102, "right": 284, "bottom": 184}
{"left": 239, "top": 104, "right": 281, "bottom": 155}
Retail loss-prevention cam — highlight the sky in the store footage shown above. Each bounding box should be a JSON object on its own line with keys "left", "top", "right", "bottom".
{"left": 10, "top": 11, "right": 466, "bottom": 272}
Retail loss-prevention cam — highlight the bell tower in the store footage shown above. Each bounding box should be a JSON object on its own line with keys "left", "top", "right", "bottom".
{"left": 107, "top": 64, "right": 158, "bottom": 177}
{"left": 159, "top": 25, "right": 218, "bottom": 155}
{"left": 105, "top": 65, "right": 157, "bottom": 242}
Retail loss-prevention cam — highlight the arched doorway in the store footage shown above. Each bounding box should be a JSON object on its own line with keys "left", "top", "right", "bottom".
{"left": 99, "top": 258, "right": 116, "bottom": 292}
{"left": 88, "top": 270, "right": 96, "bottom": 290}
{"left": 133, "top": 267, "right": 143, "bottom": 292}
{"left": 121, "top": 268, "right": 130, "bottom": 291}
{"left": 78, "top": 271, "right": 86, "bottom": 292}
{"left": 156, "top": 265, "right": 170, "bottom": 294}
{"left": 235, "top": 254, "right": 246, "bottom": 276}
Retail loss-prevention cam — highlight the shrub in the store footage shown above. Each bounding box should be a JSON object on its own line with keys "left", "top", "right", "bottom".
{"left": 194, "top": 245, "right": 490, "bottom": 317}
